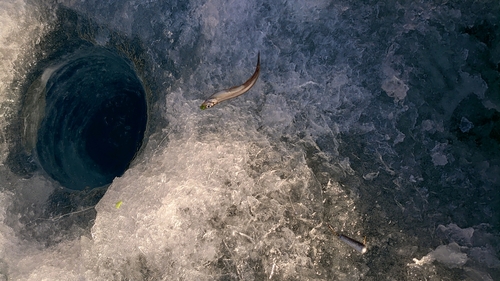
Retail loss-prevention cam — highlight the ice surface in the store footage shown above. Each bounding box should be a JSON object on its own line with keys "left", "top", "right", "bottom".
{"left": 1, "top": 0, "right": 500, "bottom": 280}
{"left": 437, "top": 223, "right": 474, "bottom": 246}
{"left": 412, "top": 223, "right": 500, "bottom": 276}
{"left": 381, "top": 75, "right": 409, "bottom": 102}
{"left": 459, "top": 117, "right": 474, "bottom": 133}
{"left": 412, "top": 242, "right": 468, "bottom": 268}
{"left": 0, "top": 0, "right": 49, "bottom": 163}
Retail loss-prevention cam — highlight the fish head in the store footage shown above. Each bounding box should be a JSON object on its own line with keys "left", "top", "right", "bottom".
{"left": 200, "top": 99, "right": 218, "bottom": 110}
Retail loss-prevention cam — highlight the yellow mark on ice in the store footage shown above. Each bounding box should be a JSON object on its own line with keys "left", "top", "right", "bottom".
{"left": 115, "top": 200, "right": 123, "bottom": 209}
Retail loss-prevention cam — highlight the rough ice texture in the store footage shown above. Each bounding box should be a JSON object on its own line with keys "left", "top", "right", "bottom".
{"left": 413, "top": 243, "right": 468, "bottom": 268}
{"left": 1, "top": 0, "right": 500, "bottom": 280}
{"left": 382, "top": 75, "right": 409, "bottom": 102}
{"left": 0, "top": 0, "right": 50, "bottom": 162}
{"left": 459, "top": 117, "right": 474, "bottom": 133}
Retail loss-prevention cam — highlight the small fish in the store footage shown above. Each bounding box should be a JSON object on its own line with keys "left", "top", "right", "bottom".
{"left": 200, "top": 52, "right": 260, "bottom": 110}
{"left": 327, "top": 224, "right": 367, "bottom": 254}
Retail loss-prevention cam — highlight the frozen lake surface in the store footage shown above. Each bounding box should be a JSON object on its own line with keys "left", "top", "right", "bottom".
{"left": 1, "top": 0, "right": 499, "bottom": 280}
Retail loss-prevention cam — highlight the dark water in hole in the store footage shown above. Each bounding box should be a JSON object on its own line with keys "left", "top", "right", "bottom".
{"left": 36, "top": 46, "right": 147, "bottom": 190}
